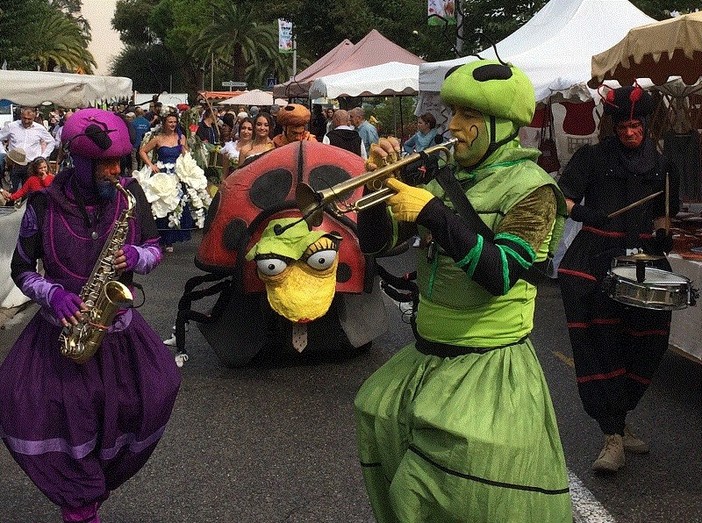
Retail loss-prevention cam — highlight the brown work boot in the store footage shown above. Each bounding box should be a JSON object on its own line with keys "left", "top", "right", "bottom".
{"left": 623, "top": 424, "right": 650, "bottom": 454}
{"left": 592, "top": 434, "right": 625, "bottom": 473}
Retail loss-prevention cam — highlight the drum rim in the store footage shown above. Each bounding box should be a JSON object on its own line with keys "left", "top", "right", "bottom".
{"left": 610, "top": 266, "right": 691, "bottom": 284}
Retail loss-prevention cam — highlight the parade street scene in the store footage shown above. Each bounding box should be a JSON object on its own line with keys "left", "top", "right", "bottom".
{"left": 0, "top": 1, "right": 701, "bottom": 522}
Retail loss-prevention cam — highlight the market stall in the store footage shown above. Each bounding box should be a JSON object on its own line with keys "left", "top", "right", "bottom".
{"left": 667, "top": 255, "right": 702, "bottom": 362}
{"left": 0, "top": 70, "right": 132, "bottom": 107}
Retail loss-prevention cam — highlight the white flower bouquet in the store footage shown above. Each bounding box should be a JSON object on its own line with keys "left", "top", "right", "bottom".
{"left": 132, "top": 151, "right": 211, "bottom": 228}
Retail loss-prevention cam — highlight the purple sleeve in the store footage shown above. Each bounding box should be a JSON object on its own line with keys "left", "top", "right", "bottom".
{"left": 16, "top": 271, "right": 61, "bottom": 309}
{"left": 11, "top": 197, "right": 61, "bottom": 308}
{"left": 130, "top": 238, "right": 162, "bottom": 274}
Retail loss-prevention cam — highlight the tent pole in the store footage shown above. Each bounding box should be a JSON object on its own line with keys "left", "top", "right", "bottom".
{"left": 398, "top": 96, "right": 403, "bottom": 142}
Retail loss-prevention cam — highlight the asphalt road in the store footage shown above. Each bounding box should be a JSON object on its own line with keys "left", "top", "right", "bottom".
{"left": 1, "top": 231, "right": 700, "bottom": 523}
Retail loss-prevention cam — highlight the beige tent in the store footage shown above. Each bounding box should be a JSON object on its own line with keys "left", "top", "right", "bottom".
{"left": 590, "top": 12, "right": 702, "bottom": 86}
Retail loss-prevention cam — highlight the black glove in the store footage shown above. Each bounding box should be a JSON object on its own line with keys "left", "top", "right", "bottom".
{"left": 652, "top": 228, "right": 674, "bottom": 255}
{"left": 592, "top": 248, "right": 626, "bottom": 280}
{"left": 400, "top": 152, "right": 440, "bottom": 186}
{"left": 570, "top": 204, "right": 608, "bottom": 227}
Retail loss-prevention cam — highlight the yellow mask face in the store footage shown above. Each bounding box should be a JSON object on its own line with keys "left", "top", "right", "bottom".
{"left": 254, "top": 235, "right": 340, "bottom": 323}
{"left": 447, "top": 106, "right": 490, "bottom": 168}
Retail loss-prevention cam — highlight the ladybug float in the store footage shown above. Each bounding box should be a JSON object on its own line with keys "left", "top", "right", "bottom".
{"left": 172, "top": 141, "right": 389, "bottom": 367}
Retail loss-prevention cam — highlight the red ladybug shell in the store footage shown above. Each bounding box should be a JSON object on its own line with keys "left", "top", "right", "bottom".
{"left": 196, "top": 141, "right": 368, "bottom": 294}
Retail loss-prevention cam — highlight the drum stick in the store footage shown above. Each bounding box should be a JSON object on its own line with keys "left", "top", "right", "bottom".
{"left": 607, "top": 191, "right": 664, "bottom": 219}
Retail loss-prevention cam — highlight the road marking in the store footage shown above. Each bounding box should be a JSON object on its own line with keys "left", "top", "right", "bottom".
{"left": 553, "top": 350, "right": 574, "bottom": 367}
{"left": 569, "top": 470, "right": 617, "bottom": 522}
{"left": 553, "top": 354, "right": 614, "bottom": 521}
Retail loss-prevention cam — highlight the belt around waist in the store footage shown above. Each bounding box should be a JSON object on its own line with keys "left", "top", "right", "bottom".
{"left": 414, "top": 332, "right": 529, "bottom": 357}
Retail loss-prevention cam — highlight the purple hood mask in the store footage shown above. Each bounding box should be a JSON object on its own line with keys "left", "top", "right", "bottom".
{"left": 57, "top": 108, "right": 133, "bottom": 200}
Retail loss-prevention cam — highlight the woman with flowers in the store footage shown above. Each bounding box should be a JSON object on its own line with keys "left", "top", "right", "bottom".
{"left": 138, "top": 113, "right": 208, "bottom": 252}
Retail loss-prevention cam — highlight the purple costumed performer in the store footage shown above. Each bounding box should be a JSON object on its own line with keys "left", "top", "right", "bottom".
{"left": 0, "top": 108, "right": 181, "bottom": 523}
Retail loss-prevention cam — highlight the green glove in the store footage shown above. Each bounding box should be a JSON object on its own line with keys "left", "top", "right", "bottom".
{"left": 385, "top": 178, "right": 434, "bottom": 222}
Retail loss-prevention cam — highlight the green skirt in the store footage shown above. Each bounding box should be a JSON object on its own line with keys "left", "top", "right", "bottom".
{"left": 354, "top": 339, "right": 572, "bottom": 523}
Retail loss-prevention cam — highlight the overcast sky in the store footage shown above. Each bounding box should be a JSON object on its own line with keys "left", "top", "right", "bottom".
{"left": 82, "top": 0, "right": 123, "bottom": 75}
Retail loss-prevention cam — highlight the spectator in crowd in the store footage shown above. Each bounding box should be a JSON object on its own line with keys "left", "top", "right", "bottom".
{"left": 310, "top": 105, "right": 328, "bottom": 142}
{"left": 145, "top": 101, "right": 162, "bottom": 128}
{"left": 234, "top": 110, "right": 248, "bottom": 137}
{"left": 269, "top": 104, "right": 283, "bottom": 137}
{"left": 322, "top": 109, "right": 366, "bottom": 158}
{"left": 403, "top": 112, "right": 439, "bottom": 155}
{"left": 54, "top": 109, "right": 76, "bottom": 172}
{"left": 196, "top": 108, "right": 218, "bottom": 145}
{"left": 349, "top": 106, "right": 379, "bottom": 153}
{"left": 131, "top": 107, "right": 152, "bottom": 168}
{"left": 272, "top": 104, "right": 317, "bottom": 148}
{"left": 0, "top": 106, "right": 55, "bottom": 192}
{"left": 325, "top": 107, "right": 335, "bottom": 134}
{"left": 0, "top": 140, "right": 6, "bottom": 186}
{"left": 1, "top": 156, "right": 53, "bottom": 204}
{"left": 222, "top": 117, "right": 254, "bottom": 176}
{"left": 238, "top": 112, "right": 275, "bottom": 165}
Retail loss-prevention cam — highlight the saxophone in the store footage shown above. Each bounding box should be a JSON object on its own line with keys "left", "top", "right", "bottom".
{"left": 59, "top": 181, "right": 135, "bottom": 364}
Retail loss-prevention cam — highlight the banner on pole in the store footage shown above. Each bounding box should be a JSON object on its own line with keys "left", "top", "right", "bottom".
{"left": 278, "top": 19, "right": 293, "bottom": 53}
{"left": 428, "top": 0, "right": 456, "bottom": 25}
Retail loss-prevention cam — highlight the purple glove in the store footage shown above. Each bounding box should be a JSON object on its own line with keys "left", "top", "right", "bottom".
{"left": 49, "top": 288, "right": 83, "bottom": 322}
{"left": 121, "top": 244, "right": 140, "bottom": 272}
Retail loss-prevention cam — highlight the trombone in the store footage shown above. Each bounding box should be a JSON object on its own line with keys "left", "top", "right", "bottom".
{"left": 296, "top": 138, "right": 457, "bottom": 226}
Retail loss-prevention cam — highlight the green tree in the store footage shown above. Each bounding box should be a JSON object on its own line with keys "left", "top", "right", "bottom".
{"left": 50, "top": 0, "right": 91, "bottom": 37}
{"left": 112, "top": 0, "right": 161, "bottom": 47}
{"left": 188, "top": 0, "right": 290, "bottom": 89}
{"left": 632, "top": 0, "right": 699, "bottom": 18}
{"left": 269, "top": 0, "right": 699, "bottom": 67}
{"left": 30, "top": 7, "right": 96, "bottom": 73}
{"left": 111, "top": 44, "right": 185, "bottom": 94}
{"left": 0, "top": 0, "right": 94, "bottom": 72}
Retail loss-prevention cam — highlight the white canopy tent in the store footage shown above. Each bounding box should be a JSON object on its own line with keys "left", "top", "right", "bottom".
{"left": 220, "top": 89, "right": 279, "bottom": 107}
{"left": 418, "top": 0, "right": 655, "bottom": 107}
{"left": 308, "top": 62, "right": 420, "bottom": 99}
{"left": 0, "top": 70, "right": 132, "bottom": 107}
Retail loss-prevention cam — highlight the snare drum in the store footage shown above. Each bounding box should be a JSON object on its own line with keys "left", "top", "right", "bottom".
{"left": 605, "top": 266, "right": 693, "bottom": 310}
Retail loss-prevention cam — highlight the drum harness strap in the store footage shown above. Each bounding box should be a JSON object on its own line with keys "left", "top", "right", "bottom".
{"left": 434, "top": 166, "right": 551, "bottom": 287}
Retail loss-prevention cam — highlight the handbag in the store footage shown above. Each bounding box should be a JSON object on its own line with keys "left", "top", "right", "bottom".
{"left": 537, "top": 99, "right": 561, "bottom": 174}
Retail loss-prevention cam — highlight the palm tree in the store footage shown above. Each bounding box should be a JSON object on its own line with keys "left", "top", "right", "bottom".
{"left": 29, "top": 10, "right": 96, "bottom": 73}
{"left": 189, "top": 1, "right": 290, "bottom": 89}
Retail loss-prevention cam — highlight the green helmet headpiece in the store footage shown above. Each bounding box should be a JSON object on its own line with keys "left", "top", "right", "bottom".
{"left": 440, "top": 60, "right": 535, "bottom": 127}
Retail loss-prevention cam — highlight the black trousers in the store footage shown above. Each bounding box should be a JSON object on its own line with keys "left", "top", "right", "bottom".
{"left": 559, "top": 271, "right": 670, "bottom": 435}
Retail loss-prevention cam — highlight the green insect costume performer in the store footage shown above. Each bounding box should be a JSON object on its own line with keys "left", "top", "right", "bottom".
{"left": 354, "top": 60, "right": 573, "bottom": 522}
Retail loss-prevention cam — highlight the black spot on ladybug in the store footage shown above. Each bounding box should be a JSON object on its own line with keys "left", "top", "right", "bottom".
{"left": 250, "top": 169, "right": 293, "bottom": 209}
{"left": 336, "top": 262, "right": 351, "bottom": 283}
{"left": 309, "top": 165, "right": 352, "bottom": 191}
{"left": 222, "top": 218, "right": 248, "bottom": 251}
{"left": 202, "top": 191, "right": 220, "bottom": 235}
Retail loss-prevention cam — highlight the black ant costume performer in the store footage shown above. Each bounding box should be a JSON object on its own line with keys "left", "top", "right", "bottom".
{"left": 557, "top": 86, "right": 679, "bottom": 470}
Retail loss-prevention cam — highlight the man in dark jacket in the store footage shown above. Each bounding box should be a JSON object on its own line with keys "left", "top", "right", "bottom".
{"left": 322, "top": 109, "right": 366, "bottom": 158}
